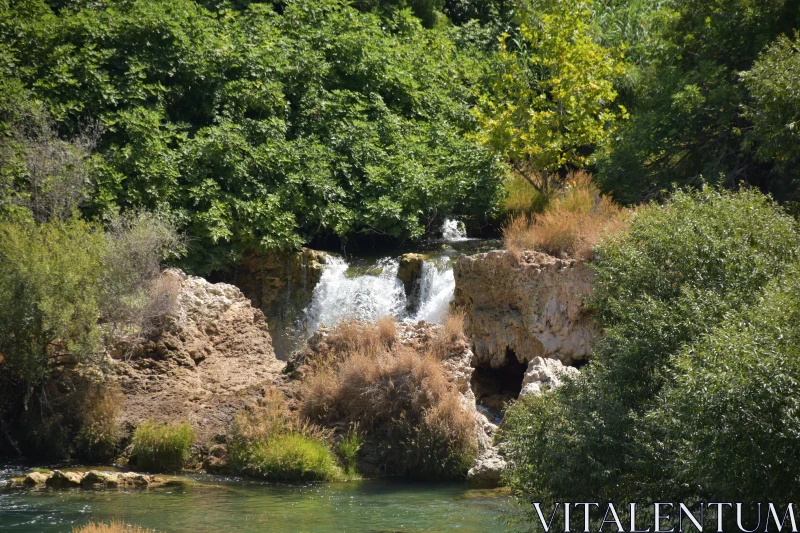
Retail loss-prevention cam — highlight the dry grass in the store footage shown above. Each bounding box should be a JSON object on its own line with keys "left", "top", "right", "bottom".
{"left": 503, "top": 172, "right": 627, "bottom": 260}
{"left": 73, "top": 521, "right": 155, "bottom": 533}
{"left": 75, "top": 384, "right": 122, "bottom": 462}
{"left": 300, "top": 319, "right": 477, "bottom": 479}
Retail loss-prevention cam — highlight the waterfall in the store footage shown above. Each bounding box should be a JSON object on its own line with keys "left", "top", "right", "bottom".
{"left": 303, "top": 256, "right": 408, "bottom": 333}
{"left": 441, "top": 218, "right": 468, "bottom": 242}
{"left": 302, "top": 255, "right": 455, "bottom": 333}
{"left": 409, "top": 259, "right": 455, "bottom": 323}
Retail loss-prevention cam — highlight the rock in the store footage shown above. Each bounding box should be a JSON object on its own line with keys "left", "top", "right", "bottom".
{"left": 202, "top": 444, "right": 230, "bottom": 474}
{"left": 520, "top": 356, "right": 580, "bottom": 397}
{"left": 454, "top": 249, "right": 594, "bottom": 367}
{"left": 397, "top": 253, "right": 426, "bottom": 297}
{"left": 467, "top": 446, "right": 507, "bottom": 488}
{"left": 115, "top": 269, "right": 286, "bottom": 444}
{"left": 22, "top": 471, "right": 50, "bottom": 486}
{"left": 46, "top": 470, "right": 82, "bottom": 488}
{"left": 235, "top": 248, "right": 328, "bottom": 356}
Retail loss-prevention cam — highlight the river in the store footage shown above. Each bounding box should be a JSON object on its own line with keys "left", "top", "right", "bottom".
{"left": 0, "top": 467, "right": 512, "bottom": 532}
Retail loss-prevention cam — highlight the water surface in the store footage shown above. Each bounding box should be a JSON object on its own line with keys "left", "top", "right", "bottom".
{"left": 0, "top": 469, "right": 512, "bottom": 532}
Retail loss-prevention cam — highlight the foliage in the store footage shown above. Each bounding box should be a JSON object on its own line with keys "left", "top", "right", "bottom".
{"left": 1, "top": 0, "right": 505, "bottom": 271}
{"left": 741, "top": 31, "right": 800, "bottom": 198}
{"left": 132, "top": 421, "right": 195, "bottom": 472}
{"left": 654, "top": 268, "right": 800, "bottom": 502}
{"left": 501, "top": 188, "right": 800, "bottom": 506}
{"left": 335, "top": 426, "right": 363, "bottom": 478}
{"left": 596, "top": 0, "right": 800, "bottom": 204}
{"left": 472, "top": 0, "right": 627, "bottom": 195}
{"left": 0, "top": 217, "right": 106, "bottom": 406}
{"left": 233, "top": 432, "right": 342, "bottom": 482}
{"left": 300, "top": 320, "right": 477, "bottom": 479}
{"left": 229, "top": 389, "right": 342, "bottom": 482}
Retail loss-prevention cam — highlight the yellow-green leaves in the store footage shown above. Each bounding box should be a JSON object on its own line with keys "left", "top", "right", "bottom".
{"left": 472, "top": 0, "right": 626, "bottom": 191}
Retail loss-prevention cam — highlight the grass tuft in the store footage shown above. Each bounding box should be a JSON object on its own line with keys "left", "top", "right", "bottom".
{"left": 73, "top": 520, "right": 156, "bottom": 533}
{"left": 131, "top": 421, "right": 194, "bottom": 472}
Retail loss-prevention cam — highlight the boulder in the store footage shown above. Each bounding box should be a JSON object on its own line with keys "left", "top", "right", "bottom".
{"left": 397, "top": 253, "right": 426, "bottom": 297}
{"left": 467, "top": 446, "right": 506, "bottom": 488}
{"left": 520, "top": 356, "right": 580, "bottom": 397}
{"left": 46, "top": 470, "right": 82, "bottom": 488}
{"left": 454, "top": 250, "right": 595, "bottom": 367}
{"left": 114, "top": 269, "right": 286, "bottom": 444}
{"left": 22, "top": 471, "right": 50, "bottom": 486}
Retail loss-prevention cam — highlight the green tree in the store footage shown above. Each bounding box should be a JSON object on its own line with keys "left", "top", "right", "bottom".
{"left": 596, "top": 0, "right": 800, "bottom": 204}
{"left": 741, "top": 31, "right": 800, "bottom": 203}
{"left": 472, "top": 0, "right": 627, "bottom": 195}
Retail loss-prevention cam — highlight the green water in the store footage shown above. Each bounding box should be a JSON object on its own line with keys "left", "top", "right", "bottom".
{"left": 0, "top": 469, "right": 512, "bottom": 532}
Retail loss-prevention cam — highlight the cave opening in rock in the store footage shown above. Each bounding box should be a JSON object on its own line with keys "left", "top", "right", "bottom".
{"left": 470, "top": 348, "right": 527, "bottom": 414}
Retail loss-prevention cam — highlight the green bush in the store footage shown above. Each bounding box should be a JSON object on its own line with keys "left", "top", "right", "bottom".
{"left": 2, "top": 0, "right": 505, "bottom": 271}
{"left": 335, "top": 428, "right": 363, "bottom": 478}
{"left": 501, "top": 188, "right": 800, "bottom": 505}
{"left": 654, "top": 268, "right": 800, "bottom": 502}
{"left": 132, "top": 421, "right": 195, "bottom": 472}
{"left": 231, "top": 432, "right": 342, "bottom": 483}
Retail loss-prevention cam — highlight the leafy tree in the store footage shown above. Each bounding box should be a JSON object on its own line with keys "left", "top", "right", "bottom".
{"left": 472, "top": 0, "right": 626, "bottom": 196}
{"left": 596, "top": 0, "right": 800, "bottom": 204}
{"left": 501, "top": 188, "right": 800, "bottom": 506}
{"left": 655, "top": 267, "right": 800, "bottom": 502}
{"left": 741, "top": 31, "right": 800, "bottom": 203}
{"left": 1, "top": 0, "right": 504, "bottom": 272}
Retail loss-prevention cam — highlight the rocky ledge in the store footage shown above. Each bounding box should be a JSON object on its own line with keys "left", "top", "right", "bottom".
{"left": 7, "top": 470, "right": 176, "bottom": 490}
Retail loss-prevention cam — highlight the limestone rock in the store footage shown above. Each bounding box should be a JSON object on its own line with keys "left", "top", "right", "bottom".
{"left": 235, "top": 248, "right": 327, "bottom": 356}
{"left": 467, "top": 445, "right": 506, "bottom": 488}
{"left": 454, "top": 249, "right": 595, "bottom": 367}
{"left": 46, "top": 470, "right": 82, "bottom": 488}
{"left": 397, "top": 253, "right": 426, "bottom": 297}
{"left": 114, "top": 269, "right": 286, "bottom": 444}
{"left": 23, "top": 471, "right": 49, "bottom": 486}
{"left": 520, "top": 356, "right": 580, "bottom": 397}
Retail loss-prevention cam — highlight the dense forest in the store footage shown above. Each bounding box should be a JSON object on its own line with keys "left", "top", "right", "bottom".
{"left": 2, "top": 0, "right": 800, "bottom": 529}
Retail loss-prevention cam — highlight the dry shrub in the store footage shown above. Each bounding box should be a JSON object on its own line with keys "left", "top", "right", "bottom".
{"left": 303, "top": 319, "right": 397, "bottom": 373}
{"left": 503, "top": 172, "right": 627, "bottom": 260}
{"left": 73, "top": 521, "right": 155, "bottom": 533}
{"left": 427, "top": 309, "right": 466, "bottom": 359}
{"left": 302, "top": 344, "right": 477, "bottom": 479}
{"left": 76, "top": 383, "right": 123, "bottom": 462}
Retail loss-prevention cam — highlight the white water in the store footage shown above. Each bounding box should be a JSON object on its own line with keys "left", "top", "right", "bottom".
{"left": 303, "top": 255, "right": 456, "bottom": 333}
{"left": 441, "top": 218, "right": 469, "bottom": 242}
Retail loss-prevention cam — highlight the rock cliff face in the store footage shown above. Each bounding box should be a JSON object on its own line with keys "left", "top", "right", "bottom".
{"left": 114, "top": 270, "right": 285, "bottom": 443}
{"left": 454, "top": 249, "right": 594, "bottom": 367}
{"left": 235, "top": 248, "right": 327, "bottom": 357}
{"left": 453, "top": 249, "right": 593, "bottom": 411}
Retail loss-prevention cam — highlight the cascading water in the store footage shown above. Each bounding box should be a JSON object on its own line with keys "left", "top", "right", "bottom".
{"left": 300, "top": 218, "right": 486, "bottom": 335}
{"left": 441, "top": 218, "right": 469, "bottom": 242}
{"left": 303, "top": 256, "right": 408, "bottom": 333}
{"left": 410, "top": 258, "right": 455, "bottom": 323}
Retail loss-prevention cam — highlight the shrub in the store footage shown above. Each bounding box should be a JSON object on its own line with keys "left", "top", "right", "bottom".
{"left": 75, "top": 385, "right": 123, "bottom": 463}
{"left": 132, "top": 421, "right": 195, "bottom": 472}
{"left": 654, "top": 268, "right": 800, "bottom": 502}
{"left": 502, "top": 173, "right": 625, "bottom": 260}
{"left": 301, "top": 323, "right": 477, "bottom": 479}
{"left": 233, "top": 432, "right": 341, "bottom": 483}
{"left": 501, "top": 188, "right": 800, "bottom": 506}
{"left": 335, "top": 426, "right": 363, "bottom": 478}
{"left": 229, "top": 390, "right": 342, "bottom": 482}
{"left": 73, "top": 521, "right": 155, "bottom": 533}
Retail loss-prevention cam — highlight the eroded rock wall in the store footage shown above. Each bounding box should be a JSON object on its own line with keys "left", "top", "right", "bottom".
{"left": 454, "top": 249, "right": 595, "bottom": 367}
